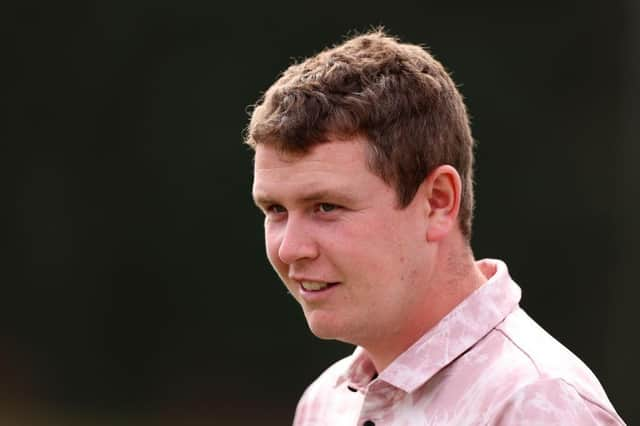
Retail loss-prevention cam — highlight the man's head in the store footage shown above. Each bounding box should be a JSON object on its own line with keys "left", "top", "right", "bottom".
{"left": 246, "top": 29, "right": 475, "bottom": 239}
{"left": 248, "top": 31, "right": 481, "bottom": 365}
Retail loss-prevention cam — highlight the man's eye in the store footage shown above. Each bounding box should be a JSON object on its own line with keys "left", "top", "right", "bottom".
{"left": 267, "top": 205, "right": 286, "bottom": 214}
{"left": 318, "top": 203, "right": 338, "bottom": 213}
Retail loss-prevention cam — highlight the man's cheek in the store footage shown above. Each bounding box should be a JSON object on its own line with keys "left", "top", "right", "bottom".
{"left": 264, "top": 234, "right": 278, "bottom": 263}
{"left": 266, "top": 250, "right": 281, "bottom": 273}
{"left": 265, "top": 242, "right": 287, "bottom": 280}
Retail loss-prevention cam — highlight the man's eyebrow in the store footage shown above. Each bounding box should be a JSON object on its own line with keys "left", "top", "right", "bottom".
{"left": 299, "top": 190, "right": 353, "bottom": 203}
{"left": 252, "top": 189, "right": 355, "bottom": 208}
{"left": 252, "top": 194, "right": 274, "bottom": 208}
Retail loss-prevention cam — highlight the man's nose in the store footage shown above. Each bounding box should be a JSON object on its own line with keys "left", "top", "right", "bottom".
{"left": 277, "top": 217, "right": 319, "bottom": 265}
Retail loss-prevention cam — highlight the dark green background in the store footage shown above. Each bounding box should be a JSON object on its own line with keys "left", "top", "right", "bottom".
{"left": 7, "top": 1, "right": 638, "bottom": 424}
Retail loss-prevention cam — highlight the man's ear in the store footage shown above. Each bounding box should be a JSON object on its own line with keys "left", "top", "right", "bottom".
{"left": 422, "top": 165, "right": 462, "bottom": 242}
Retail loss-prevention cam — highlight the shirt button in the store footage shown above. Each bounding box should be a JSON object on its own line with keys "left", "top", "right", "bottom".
{"left": 363, "top": 421, "right": 375, "bottom": 426}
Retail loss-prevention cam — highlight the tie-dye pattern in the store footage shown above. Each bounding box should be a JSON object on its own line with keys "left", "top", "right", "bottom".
{"left": 294, "top": 259, "right": 624, "bottom": 425}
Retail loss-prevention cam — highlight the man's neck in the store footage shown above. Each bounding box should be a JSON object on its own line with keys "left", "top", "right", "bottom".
{"left": 363, "top": 244, "right": 487, "bottom": 373}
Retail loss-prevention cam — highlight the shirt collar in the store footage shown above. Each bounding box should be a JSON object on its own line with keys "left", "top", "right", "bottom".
{"left": 335, "top": 259, "right": 521, "bottom": 393}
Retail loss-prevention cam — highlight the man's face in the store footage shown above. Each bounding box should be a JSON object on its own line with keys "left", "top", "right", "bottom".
{"left": 252, "top": 137, "right": 434, "bottom": 346}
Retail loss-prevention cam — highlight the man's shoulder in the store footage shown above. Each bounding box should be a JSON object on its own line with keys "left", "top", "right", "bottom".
{"left": 417, "top": 306, "right": 625, "bottom": 424}
{"left": 495, "top": 308, "right": 609, "bottom": 398}
{"left": 293, "top": 353, "right": 360, "bottom": 426}
{"left": 489, "top": 376, "right": 625, "bottom": 425}
{"left": 300, "top": 354, "right": 354, "bottom": 404}
{"left": 487, "top": 307, "right": 623, "bottom": 422}
{"left": 302, "top": 353, "right": 354, "bottom": 397}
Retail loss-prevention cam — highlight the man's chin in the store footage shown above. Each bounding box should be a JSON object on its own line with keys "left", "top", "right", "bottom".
{"left": 307, "top": 323, "right": 338, "bottom": 340}
{"left": 305, "top": 316, "right": 345, "bottom": 341}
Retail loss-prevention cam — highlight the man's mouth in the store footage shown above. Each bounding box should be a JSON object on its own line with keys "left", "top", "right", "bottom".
{"left": 300, "top": 281, "right": 339, "bottom": 292}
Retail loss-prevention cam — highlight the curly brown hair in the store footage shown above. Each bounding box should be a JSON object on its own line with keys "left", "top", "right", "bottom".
{"left": 245, "top": 29, "right": 476, "bottom": 240}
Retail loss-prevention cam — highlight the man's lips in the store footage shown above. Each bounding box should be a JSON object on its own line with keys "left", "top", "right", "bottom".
{"left": 299, "top": 281, "right": 340, "bottom": 292}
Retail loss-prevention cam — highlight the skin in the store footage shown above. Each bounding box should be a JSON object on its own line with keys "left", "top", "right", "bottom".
{"left": 252, "top": 136, "right": 487, "bottom": 372}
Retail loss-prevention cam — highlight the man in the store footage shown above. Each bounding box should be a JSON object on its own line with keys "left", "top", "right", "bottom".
{"left": 245, "top": 30, "right": 625, "bottom": 425}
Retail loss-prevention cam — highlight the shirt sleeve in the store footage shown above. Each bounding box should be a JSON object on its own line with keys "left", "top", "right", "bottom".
{"left": 293, "top": 383, "right": 314, "bottom": 426}
{"left": 489, "top": 378, "right": 625, "bottom": 425}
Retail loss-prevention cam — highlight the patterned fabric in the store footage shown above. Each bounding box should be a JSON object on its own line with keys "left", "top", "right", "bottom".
{"left": 294, "top": 259, "right": 625, "bottom": 425}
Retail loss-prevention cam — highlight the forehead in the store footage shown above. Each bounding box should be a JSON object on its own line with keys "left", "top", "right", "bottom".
{"left": 255, "top": 137, "right": 367, "bottom": 168}
{"left": 252, "top": 138, "right": 378, "bottom": 201}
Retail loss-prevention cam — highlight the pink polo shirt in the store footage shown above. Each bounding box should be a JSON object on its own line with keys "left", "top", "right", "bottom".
{"left": 294, "top": 259, "right": 625, "bottom": 425}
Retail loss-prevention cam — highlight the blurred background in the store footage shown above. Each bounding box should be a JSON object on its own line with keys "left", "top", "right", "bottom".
{"left": 6, "top": 0, "right": 638, "bottom": 424}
